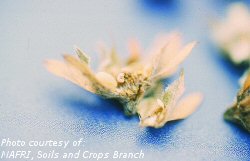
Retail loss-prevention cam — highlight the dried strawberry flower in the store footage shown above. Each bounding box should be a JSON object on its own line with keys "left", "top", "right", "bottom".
{"left": 45, "top": 33, "right": 203, "bottom": 128}
{"left": 212, "top": 3, "right": 250, "bottom": 65}
{"left": 137, "top": 70, "right": 203, "bottom": 128}
{"left": 224, "top": 71, "right": 250, "bottom": 132}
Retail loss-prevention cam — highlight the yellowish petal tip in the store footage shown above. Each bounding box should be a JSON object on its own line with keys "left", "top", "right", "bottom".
{"left": 191, "top": 92, "right": 204, "bottom": 104}
{"left": 63, "top": 54, "right": 73, "bottom": 60}
{"left": 95, "top": 72, "right": 117, "bottom": 89}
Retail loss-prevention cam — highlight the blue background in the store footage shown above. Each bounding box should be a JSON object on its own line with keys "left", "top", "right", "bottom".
{"left": 0, "top": 0, "right": 250, "bottom": 160}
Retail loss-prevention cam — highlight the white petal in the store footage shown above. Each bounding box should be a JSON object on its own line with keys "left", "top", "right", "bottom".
{"left": 95, "top": 72, "right": 117, "bottom": 89}
{"left": 152, "top": 42, "right": 196, "bottom": 79}
{"left": 44, "top": 60, "right": 96, "bottom": 93}
{"left": 162, "top": 70, "right": 185, "bottom": 115}
{"left": 167, "top": 92, "right": 203, "bottom": 121}
{"left": 63, "top": 55, "right": 117, "bottom": 98}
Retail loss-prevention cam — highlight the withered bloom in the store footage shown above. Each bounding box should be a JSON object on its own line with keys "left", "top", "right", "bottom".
{"left": 224, "top": 72, "right": 250, "bottom": 132}
{"left": 45, "top": 33, "right": 203, "bottom": 128}
{"left": 138, "top": 71, "right": 203, "bottom": 128}
{"left": 212, "top": 3, "right": 250, "bottom": 65}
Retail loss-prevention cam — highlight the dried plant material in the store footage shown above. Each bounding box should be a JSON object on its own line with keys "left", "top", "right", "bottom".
{"left": 45, "top": 33, "right": 202, "bottom": 128}
{"left": 239, "top": 69, "right": 250, "bottom": 86}
{"left": 138, "top": 71, "right": 203, "bottom": 128}
{"left": 74, "top": 46, "right": 90, "bottom": 64}
{"left": 224, "top": 71, "right": 250, "bottom": 132}
{"left": 212, "top": 3, "right": 250, "bottom": 65}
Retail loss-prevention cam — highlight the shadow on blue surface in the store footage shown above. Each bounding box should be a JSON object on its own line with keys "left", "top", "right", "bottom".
{"left": 138, "top": 0, "right": 180, "bottom": 16}
{"left": 62, "top": 96, "right": 124, "bottom": 118}
{"left": 207, "top": 44, "right": 246, "bottom": 85}
{"left": 224, "top": 119, "right": 250, "bottom": 137}
{"left": 47, "top": 86, "right": 141, "bottom": 134}
{"left": 137, "top": 121, "right": 183, "bottom": 149}
{"left": 224, "top": 119, "right": 250, "bottom": 151}
{"left": 47, "top": 85, "right": 184, "bottom": 149}
{"left": 53, "top": 90, "right": 130, "bottom": 119}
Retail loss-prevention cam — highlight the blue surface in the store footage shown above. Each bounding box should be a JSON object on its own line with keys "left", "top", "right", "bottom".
{"left": 0, "top": 0, "right": 250, "bottom": 161}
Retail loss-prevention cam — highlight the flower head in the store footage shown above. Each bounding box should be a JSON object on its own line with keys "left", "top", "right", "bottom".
{"left": 45, "top": 32, "right": 202, "bottom": 127}
{"left": 212, "top": 3, "right": 250, "bottom": 64}
{"left": 137, "top": 71, "right": 203, "bottom": 128}
{"left": 224, "top": 71, "right": 250, "bottom": 132}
